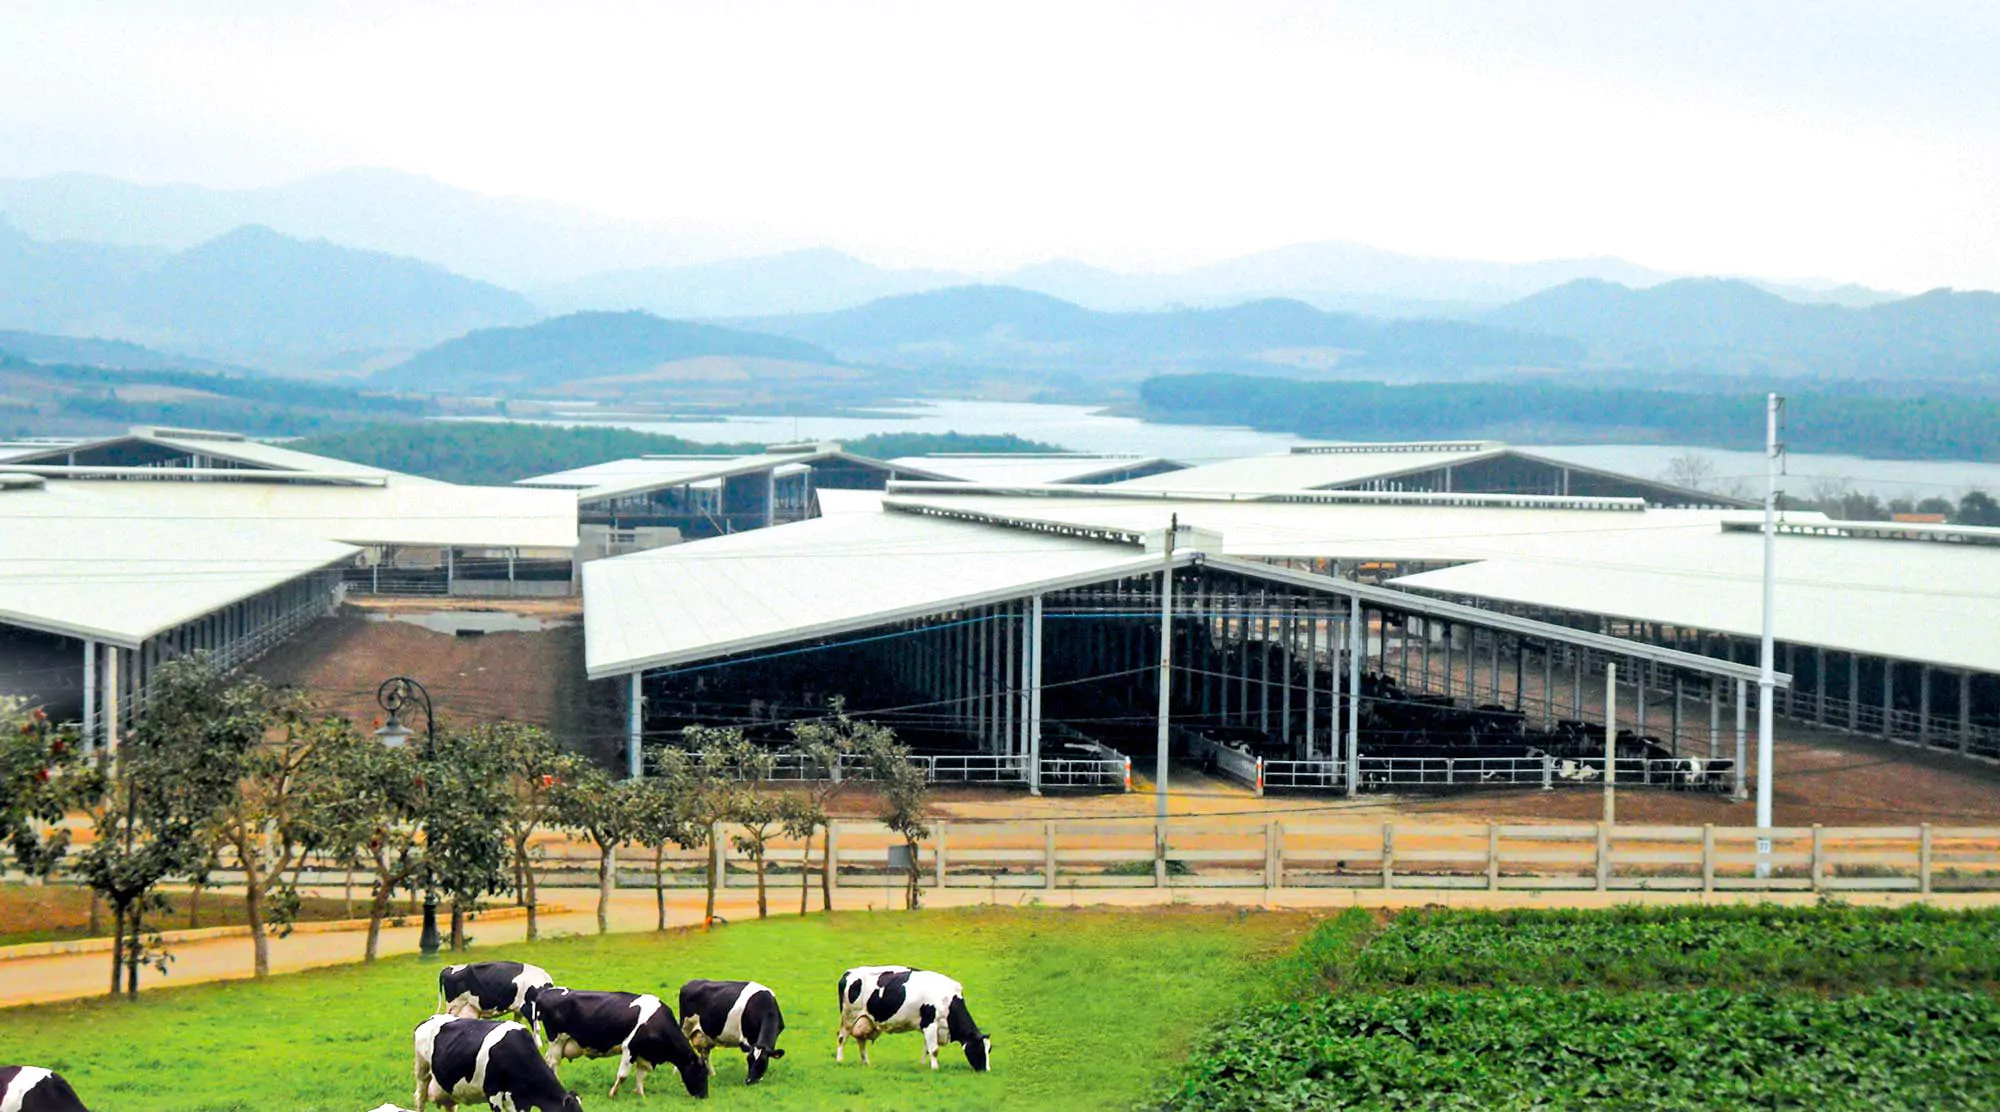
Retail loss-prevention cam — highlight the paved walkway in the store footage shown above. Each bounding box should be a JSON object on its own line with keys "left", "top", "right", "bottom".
{"left": 8, "top": 880, "right": 1999, "bottom": 1009}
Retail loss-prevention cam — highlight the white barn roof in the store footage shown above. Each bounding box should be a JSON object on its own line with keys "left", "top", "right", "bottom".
{"left": 583, "top": 508, "right": 1167, "bottom": 678}
{"left": 520, "top": 447, "right": 949, "bottom": 503}
{"left": 0, "top": 480, "right": 359, "bottom": 647}
{"left": 1390, "top": 525, "right": 2000, "bottom": 675}
{"left": 889, "top": 454, "right": 1182, "bottom": 486}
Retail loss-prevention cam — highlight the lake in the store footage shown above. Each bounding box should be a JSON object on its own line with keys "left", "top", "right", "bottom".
{"left": 477, "top": 398, "right": 2000, "bottom": 500}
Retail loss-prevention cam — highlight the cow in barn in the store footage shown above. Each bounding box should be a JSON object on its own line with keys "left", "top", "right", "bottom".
{"left": 438, "top": 962, "right": 555, "bottom": 1038}
{"left": 677, "top": 980, "right": 787, "bottom": 1084}
{"left": 0, "top": 1067, "right": 89, "bottom": 1111}
{"left": 412, "top": 1016, "right": 581, "bottom": 1112}
{"left": 535, "top": 987, "right": 710, "bottom": 1098}
{"left": 836, "top": 966, "right": 991, "bottom": 1071}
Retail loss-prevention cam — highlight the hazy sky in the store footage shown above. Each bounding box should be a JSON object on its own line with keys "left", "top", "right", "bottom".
{"left": 3, "top": 1, "right": 1997, "bottom": 289}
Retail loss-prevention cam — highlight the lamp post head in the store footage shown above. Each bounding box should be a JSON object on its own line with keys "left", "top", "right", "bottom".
{"left": 374, "top": 715, "right": 416, "bottom": 748}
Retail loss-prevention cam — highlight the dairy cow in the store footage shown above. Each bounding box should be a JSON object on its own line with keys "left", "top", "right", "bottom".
{"left": 412, "top": 1016, "right": 581, "bottom": 1112}
{"left": 535, "top": 988, "right": 709, "bottom": 1099}
{"left": 0, "top": 1067, "right": 89, "bottom": 1112}
{"left": 438, "top": 962, "right": 555, "bottom": 1036}
{"left": 836, "top": 966, "right": 991, "bottom": 1072}
{"left": 677, "top": 980, "right": 786, "bottom": 1084}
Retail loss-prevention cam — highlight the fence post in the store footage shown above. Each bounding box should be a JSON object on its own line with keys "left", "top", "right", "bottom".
{"left": 1595, "top": 822, "right": 1610, "bottom": 891}
{"left": 1446, "top": 758, "right": 1455, "bottom": 786}
{"left": 1919, "top": 823, "right": 1933, "bottom": 896}
{"left": 1154, "top": 821, "right": 1167, "bottom": 888}
{"left": 1541, "top": 753, "right": 1553, "bottom": 791}
{"left": 935, "top": 822, "right": 948, "bottom": 889}
{"left": 1044, "top": 822, "right": 1057, "bottom": 892}
{"left": 1269, "top": 822, "right": 1284, "bottom": 891}
{"left": 1811, "top": 824, "right": 1824, "bottom": 890}
{"left": 1381, "top": 822, "right": 1395, "bottom": 890}
{"left": 1701, "top": 824, "right": 1715, "bottom": 893}
{"left": 713, "top": 821, "right": 726, "bottom": 889}
{"left": 1485, "top": 824, "right": 1499, "bottom": 891}
{"left": 1256, "top": 758, "right": 1265, "bottom": 798}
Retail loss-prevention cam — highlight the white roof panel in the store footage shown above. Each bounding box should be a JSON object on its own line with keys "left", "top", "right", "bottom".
{"left": 882, "top": 492, "right": 1761, "bottom": 564}
{"left": 890, "top": 455, "right": 1180, "bottom": 486}
{"left": 6, "top": 478, "right": 577, "bottom": 550}
{"left": 583, "top": 508, "right": 1163, "bottom": 677}
{"left": 1390, "top": 528, "right": 2000, "bottom": 674}
{"left": 0, "top": 483, "right": 358, "bottom": 646}
{"left": 1114, "top": 443, "right": 1499, "bottom": 493}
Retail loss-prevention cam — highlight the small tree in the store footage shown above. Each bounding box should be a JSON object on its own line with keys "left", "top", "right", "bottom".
{"left": 655, "top": 726, "right": 766, "bottom": 927}
{"left": 77, "top": 656, "right": 255, "bottom": 996}
{"left": 459, "top": 723, "right": 574, "bottom": 942}
{"left": 552, "top": 764, "right": 642, "bottom": 935}
{"left": 0, "top": 702, "right": 99, "bottom": 884}
{"left": 628, "top": 774, "right": 697, "bottom": 931}
{"left": 783, "top": 701, "right": 902, "bottom": 913}
{"left": 730, "top": 792, "right": 783, "bottom": 920}
{"left": 422, "top": 729, "right": 514, "bottom": 950}
{"left": 304, "top": 725, "right": 422, "bottom": 961}
{"left": 852, "top": 728, "right": 931, "bottom": 911}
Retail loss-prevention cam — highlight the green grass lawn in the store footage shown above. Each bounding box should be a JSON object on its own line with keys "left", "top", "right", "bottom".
{"left": 0, "top": 906, "right": 1308, "bottom": 1111}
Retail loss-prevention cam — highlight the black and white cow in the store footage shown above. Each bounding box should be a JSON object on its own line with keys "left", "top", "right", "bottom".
{"left": 0, "top": 1067, "right": 89, "bottom": 1111}
{"left": 835, "top": 966, "right": 991, "bottom": 1072}
{"left": 439, "top": 962, "right": 555, "bottom": 1035}
{"left": 677, "top": 980, "right": 786, "bottom": 1085}
{"left": 412, "top": 1016, "right": 581, "bottom": 1112}
{"left": 535, "top": 988, "right": 709, "bottom": 1099}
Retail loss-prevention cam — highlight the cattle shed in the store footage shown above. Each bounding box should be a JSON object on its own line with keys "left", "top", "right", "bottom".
{"left": 584, "top": 495, "right": 1777, "bottom": 795}
{"left": 1112, "top": 439, "right": 1750, "bottom": 507}
{"left": 2, "top": 427, "right": 580, "bottom": 598}
{"left": 517, "top": 442, "right": 952, "bottom": 555}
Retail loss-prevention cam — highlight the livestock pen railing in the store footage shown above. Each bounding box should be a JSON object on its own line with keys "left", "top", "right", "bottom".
{"left": 760, "top": 747, "right": 1127, "bottom": 790}
{"left": 484, "top": 819, "right": 2000, "bottom": 898}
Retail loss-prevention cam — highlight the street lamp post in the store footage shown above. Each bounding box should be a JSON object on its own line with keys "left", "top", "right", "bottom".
{"left": 374, "top": 676, "right": 442, "bottom": 959}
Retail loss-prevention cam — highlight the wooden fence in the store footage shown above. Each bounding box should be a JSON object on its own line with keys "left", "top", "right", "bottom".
{"left": 522, "top": 820, "right": 2000, "bottom": 897}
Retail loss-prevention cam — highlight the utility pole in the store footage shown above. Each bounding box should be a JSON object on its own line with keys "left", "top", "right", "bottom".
{"left": 1156, "top": 514, "right": 1177, "bottom": 824}
{"left": 1757, "top": 393, "right": 1783, "bottom": 876}
{"left": 1604, "top": 662, "right": 1617, "bottom": 824}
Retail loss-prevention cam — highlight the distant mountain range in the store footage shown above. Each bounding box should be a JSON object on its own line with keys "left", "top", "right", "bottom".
{"left": 746, "top": 285, "right": 1581, "bottom": 378}
{"left": 374, "top": 311, "right": 838, "bottom": 393}
{"left": 1488, "top": 278, "right": 2000, "bottom": 379}
{"left": 532, "top": 248, "right": 964, "bottom": 318}
{"left": 0, "top": 329, "right": 241, "bottom": 373}
{"left": 0, "top": 220, "right": 537, "bottom": 367}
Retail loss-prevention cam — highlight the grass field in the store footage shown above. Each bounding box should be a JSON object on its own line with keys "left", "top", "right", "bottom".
{"left": 0, "top": 906, "right": 1308, "bottom": 1111}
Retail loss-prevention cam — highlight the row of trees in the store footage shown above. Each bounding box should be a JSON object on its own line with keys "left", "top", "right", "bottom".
{"left": 0, "top": 660, "right": 932, "bottom": 998}
{"left": 1661, "top": 452, "right": 2000, "bottom": 524}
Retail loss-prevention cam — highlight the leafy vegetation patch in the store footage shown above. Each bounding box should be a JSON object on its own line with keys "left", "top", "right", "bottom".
{"left": 1346, "top": 904, "right": 2000, "bottom": 992}
{"left": 1164, "top": 989, "right": 2000, "bottom": 1111}
{"left": 1162, "top": 905, "right": 2000, "bottom": 1111}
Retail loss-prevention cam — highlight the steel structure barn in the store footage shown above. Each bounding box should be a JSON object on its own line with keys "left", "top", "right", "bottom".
{"left": 585, "top": 499, "right": 1781, "bottom": 794}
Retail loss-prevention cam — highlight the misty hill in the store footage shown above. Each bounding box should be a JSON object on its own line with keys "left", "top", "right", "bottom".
{"left": 0, "top": 329, "right": 237, "bottom": 373}
{"left": 1488, "top": 278, "right": 2000, "bottom": 378}
{"left": 376, "top": 310, "right": 838, "bottom": 392}
{"left": 0, "top": 221, "right": 537, "bottom": 368}
{"left": 0, "top": 168, "right": 713, "bottom": 288}
{"left": 755, "top": 285, "right": 1582, "bottom": 376}
{"left": 533, "top": 248, "right": 967, "bottom": 318}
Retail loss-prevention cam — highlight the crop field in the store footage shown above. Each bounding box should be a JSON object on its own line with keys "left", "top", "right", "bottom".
{"left": 0, "top": 906, "right": 1308, "bottom": 1111}
{"left": 1163, "top": 904, "right": 2000, "bottom": 1111}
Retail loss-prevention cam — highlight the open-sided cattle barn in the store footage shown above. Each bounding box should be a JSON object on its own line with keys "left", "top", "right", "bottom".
{"left": 584, "top": 495, "right": 1780, "bottom": 796}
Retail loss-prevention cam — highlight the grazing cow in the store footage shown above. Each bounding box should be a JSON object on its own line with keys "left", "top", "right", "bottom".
{"left": 0, "top": 1067, "right": 88, "bottom": 1112}
{"left": 438, "top": 962, "right": 555, "bottom": 1035}
{"left": 678, "top": 980, "right": 786, "bottom": 1084}
{"left": 836, "top": 966, "right": 991, "bottom": 1072}
{"left": 412, "top": 1016, "right": 581, "bottom": 1112}
{"left": 535, "top": 988, "right": 709, "bottom": 1099}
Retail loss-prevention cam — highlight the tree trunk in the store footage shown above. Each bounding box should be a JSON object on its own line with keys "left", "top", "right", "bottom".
{"left": 188, "top": 883, "right": 202, "bottom": 929}
{"left": 821, "top": 825, "right": 834, "bottom": 913}
{"left": 364, "top": 877, "right": 393, "bottom": 963}
{"left": 799, "top": 830, "right": 812, "bottom": 916}
{"left": 245, "top": 868, "right": 270, "bottom": 978}
{"left": 654, "top": 846, "right": 667, "bottom": 932}
{"left": 523, "top": 847, "right": 540, "bottom": 942}
{"left": 905, "top": 838, "right": 921, "bottom": 911}
{"left": 109, "top": 901, "right": 126, "bottom": 997}
{"left": 596, "top": 842, "right": 615, "bottom": 935}
{"left": 755, "top": 851, "right": 768, "bottom": 919}
{"left": 450, "top": 902, "right": 466, "bottom": 951}
{"left": 704, "top": 839, "right": 719, "bottom": 928}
